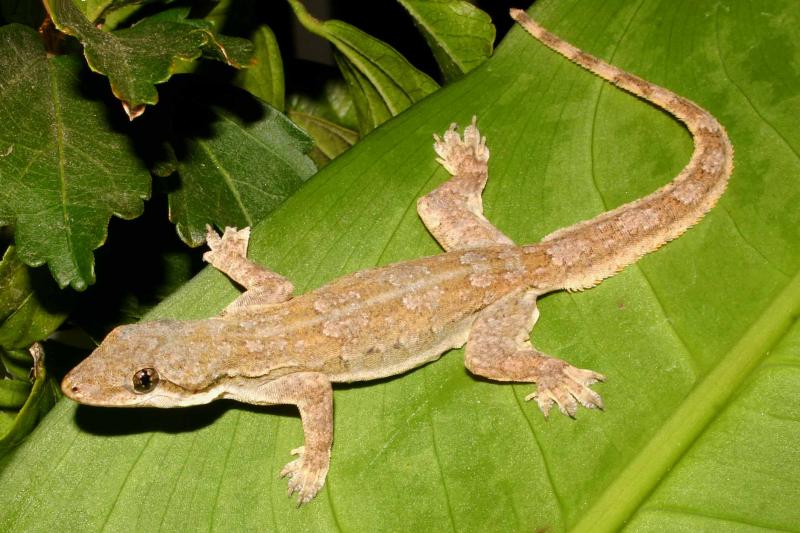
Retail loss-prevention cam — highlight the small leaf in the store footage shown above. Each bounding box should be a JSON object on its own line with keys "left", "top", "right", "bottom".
{"left": 288, "top": 110, "right": 358, "bottom": 166}
{"left": 0, "top": 348, "right": 31, "bottom": 381}
{"left": 78, "top": 0, "right": 175, "bottom": 25}
{"left": 73, "top": 0, "right": 113, "bottom": 22}
{"left": 0, "top": 345, "right": 60, "bottom": 458}
{"left": 0, "top": 25, "right": 150, "bottom": 290}
{"left": 288, "top": 78, "right": 359, "bottom": 130}
{"left": 334, "top": 51, "right": 393, "bottom": 134}
{"left": 0, "top": 378, "right": 30, "bottom": 409}
{"left": 288, "top": 0, "right": 438, "bottom": 134}
{"left": 397, "top": 0, "right": 494, "bottom": 81}
{"left": 234, "top": 25, "right": 285, "bottom": 110}
{"left": 164, "top": 85, "right": 316, "bottom": 245}
{"left": 0, "top": 247, "right": 70, "bottom": 350}
{"left": 44, "top": 0, "right": 253, "bottom": 118}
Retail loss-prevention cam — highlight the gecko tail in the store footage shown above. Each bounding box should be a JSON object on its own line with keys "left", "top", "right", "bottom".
{"left": 511, "top": 8, "right": 734, "bottom": 291}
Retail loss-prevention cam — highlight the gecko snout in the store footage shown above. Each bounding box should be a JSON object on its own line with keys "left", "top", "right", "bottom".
{"left": 61, "top": 372, "right": 82, "bottom": 400}
{"left": 60, "top": 364, "right": 101, "bottom": 404}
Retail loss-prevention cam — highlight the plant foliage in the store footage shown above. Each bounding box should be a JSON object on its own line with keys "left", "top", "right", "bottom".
{"left": 0, "top": 1, "right": 797, "bottom": 531}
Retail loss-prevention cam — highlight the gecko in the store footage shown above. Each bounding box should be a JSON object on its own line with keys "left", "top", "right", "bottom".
{"left": 61, "top": 9, "right": 733, "bottom": 505}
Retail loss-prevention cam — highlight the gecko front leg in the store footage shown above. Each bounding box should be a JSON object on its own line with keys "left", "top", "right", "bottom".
{"left": 204, "top": 225, "right": 294, "bottom": 311}
{"left": 465, "top": 289, "right": 605, "bottom": 417}
{"left": 226, "top": 371, "right": 333, "bottom": 505}
{"left": 418, "top": 117, "right": 515, "bottom": 251}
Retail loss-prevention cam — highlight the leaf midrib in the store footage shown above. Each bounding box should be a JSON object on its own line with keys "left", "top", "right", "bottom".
{"left": 572, "top": 269, "right": 800, "bottom": 532}
{"left": 47, "top": 58, "right": 76, "bottom": 283}
{"left": 195, "top": 139, "right": 253, "bottom": 228}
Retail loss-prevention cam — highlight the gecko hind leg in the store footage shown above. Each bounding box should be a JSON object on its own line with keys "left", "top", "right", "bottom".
{"left": 204, "top": 225, "right": 294, "bottom": 311}
{"left": 417, "top": 117, "right": 516, "bottom": 251}
{"left": 465, "top": 289, "right": 605, "bottom": 417}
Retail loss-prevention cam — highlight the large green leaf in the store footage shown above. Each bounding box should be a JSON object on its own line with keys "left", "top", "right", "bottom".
{"left": 0, "top": 25, "right": 150, "bottom": 290}
{"left": 2, "top": 1, "right": 799, "bottom": 531}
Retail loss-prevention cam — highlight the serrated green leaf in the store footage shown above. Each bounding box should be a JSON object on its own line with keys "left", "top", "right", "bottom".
{"left": 234, "top": 25, "right": 285, "bottom": 110}
{"left": 288, "top": 0, "right": 439, "bottom": 134}
{"left": 2, "top": 1, "right": 799, "bottom": 530}
{"left": 44, "top": 0, "right": 253, "bottom": 118}
{"left": 167, "top": 93, "right": 316, "bottom": 246}
{"left": 0, "top": 247, "right": 70, "bottom": 350}
{"left": 0, "top": 25, "right": 150, "bottom": 290}
{"left": 288, "top": 110, "right": 358, "bottom": 166}
{"left": 145, "top": 8, "right": 253, "bottom": 69}
{"left": 397, "top": 0, "right": 494, "bottom": 81}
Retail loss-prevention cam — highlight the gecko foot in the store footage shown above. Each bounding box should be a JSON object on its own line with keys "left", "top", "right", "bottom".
{"left": 525, "top": 358, "right": 605, "bottom": 418}
{"left": 280, "top": 446, "right": 330, "bottom": 506}
{"left": 433, "top": 116, "right": 489, "bottom": 176}
{"left": 203, "top": 225, "right": 250, "bottom": 267}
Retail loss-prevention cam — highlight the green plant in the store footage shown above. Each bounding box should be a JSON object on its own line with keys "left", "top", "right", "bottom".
{"left": 1, "top": 0, "right": 798, "bottom": 531}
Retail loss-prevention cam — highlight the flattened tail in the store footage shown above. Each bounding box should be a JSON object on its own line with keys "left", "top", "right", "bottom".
{"left": 511, "top": 8, "right": 734, "bottom": 292}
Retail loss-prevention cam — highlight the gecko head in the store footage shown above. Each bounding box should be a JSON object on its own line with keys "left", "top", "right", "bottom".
{"left": 62, "top": 320, "right": 214, "bottom": 408}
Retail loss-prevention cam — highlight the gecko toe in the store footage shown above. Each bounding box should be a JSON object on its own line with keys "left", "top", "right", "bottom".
{"left": 434, "top": 118, "right": 490, "bottom": 176}
{"left": 279, "top": 446, "right": 329, "bottom": 506}
{"left": 205, "top": 224, "right": 221, "bottom": 244}
{"left": 525, "top": 359, "right": 605, "bottom": 418}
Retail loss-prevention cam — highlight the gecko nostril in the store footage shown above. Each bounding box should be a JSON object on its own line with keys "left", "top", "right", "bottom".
{"left": 71, "top": 386, "right": 78, "bottom": 393}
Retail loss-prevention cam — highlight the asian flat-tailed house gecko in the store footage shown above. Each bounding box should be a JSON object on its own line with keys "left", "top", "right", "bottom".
{"left": 61, "top": 9, "right": 733, "bottom": 504}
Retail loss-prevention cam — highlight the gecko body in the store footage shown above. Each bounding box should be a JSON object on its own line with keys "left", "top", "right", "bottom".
{"left": 62, "top": 9, "right": 733, "bottom": 504}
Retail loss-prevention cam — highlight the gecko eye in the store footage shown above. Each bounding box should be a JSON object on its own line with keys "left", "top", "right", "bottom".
{"left": 132, "top": 368, "right": 159, "bottom": 393}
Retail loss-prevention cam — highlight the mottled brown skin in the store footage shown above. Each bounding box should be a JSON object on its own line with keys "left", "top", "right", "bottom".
{"left": 62, "top": 9, "right": 733, "bottom": 505}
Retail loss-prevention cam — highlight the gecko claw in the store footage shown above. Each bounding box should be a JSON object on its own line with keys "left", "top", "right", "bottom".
{"left": 279, "top": 445, "right": 330, "bottom": 506}
{"left": 204, "top": 224, "right": 220, "bottom": 242}
{"left": 525, "top": 360, "right": 605, "bottom": 418}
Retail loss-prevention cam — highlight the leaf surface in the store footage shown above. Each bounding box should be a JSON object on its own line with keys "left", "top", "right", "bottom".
{"left": 234, "top": 25, "right": 285, "bottom": 110}
{"left": 0, "top": 24, "right": 150, "bottom": 290}
{"left": 165, "top": 94, "right": 317, "bottom": 246}
{"left": 0, "top": 345, "right": 60, "bottom": 458}
{"left": 1, "top": 1, "right": 799, "bottom": 531}
{"left": 288, "top": 110, "right": 358, "bottom": 167}
{"left": 397, "top": 0, "right": 495, "bottom": 81}
{"left": 0, "top": 247, "right": 70, "bottom": 350}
